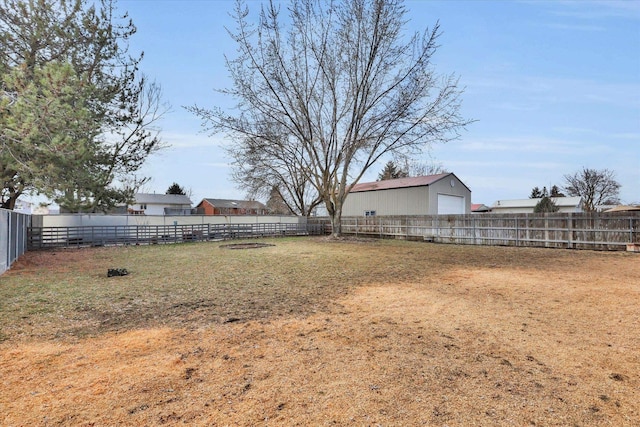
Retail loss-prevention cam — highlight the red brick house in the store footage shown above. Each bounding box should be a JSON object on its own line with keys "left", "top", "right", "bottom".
{"left": 196, "top": 198, "right": 268, "bottom": 215}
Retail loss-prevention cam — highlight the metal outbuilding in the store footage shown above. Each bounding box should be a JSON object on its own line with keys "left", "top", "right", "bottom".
{"left": 490, "top": 196, "right": 583, "bottom": 214}
{"left": 341, "top": 173, "right": 471, "bottom": 216}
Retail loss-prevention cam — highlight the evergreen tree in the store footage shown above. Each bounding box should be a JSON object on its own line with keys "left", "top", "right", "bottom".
{"left": 166, "top": 182, "right": 187, "bottom": 195}
{"left": 378, "top": 161, "right": 408, "bottom": 181}
{"left": 529, "top": 187, "right": 544, "bottom": 199}
{"left": 550, "top": 185, "right": 565, "bottom": 197}
{"left": 534, "top": 196, "right": 559, "bottom": 213}
{"left": 0, "top": 0, "right": 168, "bottom": 211}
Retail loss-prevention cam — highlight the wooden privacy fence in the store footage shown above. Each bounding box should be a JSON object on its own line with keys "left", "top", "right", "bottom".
{"left": 28, "top": 222, "right": 326, "bottom": 250}
{"left": 309, "top": 213, "right": 640, "bottom": 251}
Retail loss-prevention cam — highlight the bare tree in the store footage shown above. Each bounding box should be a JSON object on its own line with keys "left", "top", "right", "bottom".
{"left": 394, "top": 154, "right": 448, "bottom": 177}
{"left": 563, "top": 167, "right": 621, "bottom": 212}
{"left": 228, "top": 130, "right": 323, "bottom": 216}
{"left": 265, "top": 185, "right": 294, "bottom": 215}
{"left": 189, "top": 0, "right": 470, "bottom": 235}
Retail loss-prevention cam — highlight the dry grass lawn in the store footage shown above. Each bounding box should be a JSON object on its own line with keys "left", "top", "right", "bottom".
{"left": 0, "top": 237, "right": 638, "bottom": 426}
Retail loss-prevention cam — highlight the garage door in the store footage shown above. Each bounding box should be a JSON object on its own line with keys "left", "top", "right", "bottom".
{"left": 437, "top": 194, "right": 465, "bottom": 215}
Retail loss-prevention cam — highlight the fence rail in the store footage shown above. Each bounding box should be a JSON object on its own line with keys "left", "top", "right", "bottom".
{"left": 28, "top": 222, "right": 326, "bottom": 250}
{"left": 309, "top": 213, "right": 640, "bottom": 251}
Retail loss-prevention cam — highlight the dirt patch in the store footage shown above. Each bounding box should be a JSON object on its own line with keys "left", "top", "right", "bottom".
{"left": 1, "top": 239, "right": 638, "bottom": 425}
{"left": 220, "top": 242, "right": 276, "bottom": 250}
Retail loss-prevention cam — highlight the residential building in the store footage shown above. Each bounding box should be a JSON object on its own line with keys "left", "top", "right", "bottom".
{"left": 196, "top": 198, "right": 268, "bottom": 215}
{"left": 471, "top": 203, "right": 491, "bottom": 213}
{"left": 128, "top": 193, "right": 193, "bottom": 215}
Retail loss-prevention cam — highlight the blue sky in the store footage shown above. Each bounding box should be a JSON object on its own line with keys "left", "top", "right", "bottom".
{"left": 120, "top": 0, "right": 640, "bottom": 206}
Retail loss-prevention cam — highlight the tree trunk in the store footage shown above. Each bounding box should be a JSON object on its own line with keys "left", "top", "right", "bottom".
{"left": 1, "top": 196, "right": 18, "bottom": 210}
{"left": 329, "top": 199, "right": 343, "bottom": 238}
{"left": 1, "top": 188, "right": 20, "bottom": 210}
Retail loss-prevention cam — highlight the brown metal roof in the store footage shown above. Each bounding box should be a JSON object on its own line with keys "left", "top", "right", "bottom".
{"left": 348, "top": 173, "right": 452, "bottom": 193}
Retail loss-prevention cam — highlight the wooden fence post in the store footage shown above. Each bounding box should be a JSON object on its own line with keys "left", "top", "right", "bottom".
{"left": 567, "top": 213, "right": 573, "bottom": 249}
{"left": 544, "top": 214, "right": 550, "bottom": 248}
{"left": 406, "top": 216, "right": 409, "bottom": 240}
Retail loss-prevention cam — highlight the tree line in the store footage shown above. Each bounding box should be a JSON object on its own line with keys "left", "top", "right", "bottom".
{"left": 528, "top": 167, "right": 620, "bottom": 213}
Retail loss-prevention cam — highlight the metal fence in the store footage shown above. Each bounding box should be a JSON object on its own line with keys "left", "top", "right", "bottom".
{"left": 28, "top": 222, "right": 326, "bottom": 250}
{"left": 1, "top": 208, "right": 31, "bottom": 274}
{"left": 309, "top": 212, "right": 640, "bottom": 251}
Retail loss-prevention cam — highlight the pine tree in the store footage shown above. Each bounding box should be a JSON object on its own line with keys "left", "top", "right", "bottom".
{"left": 529, "top": 187, "right": 544, "bottom": 198}
{"left": 550, "top": 185, "right": 565, "bottom": 197}
{"left": 378, "top": 161, "right": 408, "bottom": 181}
{"left": 166, "top": 183, "right": 186, "bottom": 195}
{"left": 0, "top": 0, "right": 168, "bottom": 211}
{"left": 534, "top": 196, "right": 559, "bottom": 213}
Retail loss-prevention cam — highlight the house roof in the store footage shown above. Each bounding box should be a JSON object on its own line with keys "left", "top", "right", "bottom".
{"left": 471, "top": 203, "right": 491, "bottom": 212}
{"left": 199, "top": 198, "right": 267, "bottom": 210}
{"left": 135, "top": 193, "right": 192, "bottom": 205}
{"left": 348, "top": 173, "right": 468, "bottom": 193}
{"left": 491, "top": 196, "right": 582, "bottom": 209}
{"left": 604, "top": 205, "right": 640, "bottom": 212}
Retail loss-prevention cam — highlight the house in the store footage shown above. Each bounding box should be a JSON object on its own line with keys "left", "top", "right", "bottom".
{"left": 603, "top": 205, "right": 640, "bottom": 213}
{"left": 196, "top": 198, "right": 268, "bottom": 215}
{"left": 341, "top": 173, "right": 471, "bottom": 216}
{"left": 129, "top": 193, "right": 193, "bottom": 215}
{"left": 471, "top": 203, "right": 491, "bottom": 213}
{"left": 14, "top": 200, "right": 57, "bottom": 215}
{"left": 14, "top": 200, "right": 33, "bottom": 214}
{"left": 490, "top": 196, "right": 583, "bottom": 214}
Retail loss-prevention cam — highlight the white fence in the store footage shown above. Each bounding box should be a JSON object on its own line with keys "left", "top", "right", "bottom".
{"left": 31, "top": 213, "right": 304, "bottom": 228}
{"left": 1, "top": 208, "right": 31, "bottom": 274}
{"left": 28, "top": 214, "right": 314, "bottom": 249}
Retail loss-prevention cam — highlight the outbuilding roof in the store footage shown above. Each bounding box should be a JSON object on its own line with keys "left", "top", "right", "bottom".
{"left": 491, "top": 196, "right": 582, "bottom": 209}
{"left": 348, "top": 173, "right": 468, "bottom": 193}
